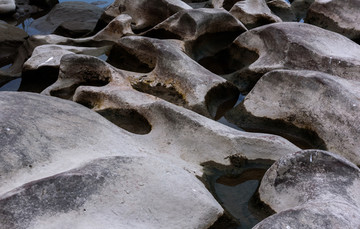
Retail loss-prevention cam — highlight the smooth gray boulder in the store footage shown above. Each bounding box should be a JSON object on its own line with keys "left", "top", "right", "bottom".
{"left": 97, "top": 0, "right": 191, "bottom": 32}
{"left": 42, "top": 54, "right": 300, "bottom": 165}
{"left": 141, "top": 8, "right": 246, "bottom": 61}
{"left": 0, "top": 92, "right": 223, "bottom": 228}
{"left": 0, "top": 0, "right": 15, "bottom": 14}
{"left": 225, "top": 70, "right": 360, "bottom": 165}
{"left": 229, "top": 0, "right": 282, "bottom": 29}
{"left": 0, "top": 156, "right": 222, "bottom": 229}
{"left": 29, "top": 1, "right": 104, "bottom": 37}
{"left": 254, "top": 150, "right": 360, "bottom": 228}
{"left": 306, "top": 0, "right": 360, "bottom": 42}
{"left": 222, "top": 22, "right": 360, "bottom": 92}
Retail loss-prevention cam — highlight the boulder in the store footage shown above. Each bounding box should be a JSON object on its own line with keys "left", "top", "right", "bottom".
{"left": 29, "top": 1, "right": 104, "bottom": 37}
{"left": 225, "top": 70, "right": 360, "bottom": 165}
{"left": 141, "top": 8, "right": 246, "bottom": 61}
{"left": 0, "top": 0, "right": 15, "bottom": 14}
{"left": 0, "top": 21, "right": 28, "bottom": 67}
{"left": 229, "top": 0, "right": 282, "bottom": 29}
{"left": 290, "top": 0, "right": 314, "bottom": 20}
{"left": 105, "top": 36, "right": 240, "bottom": 119}
{"left": 42, "top": 54, "right": 300, "bottom": 165}
{"left": 97, "top": 0, "right": 192, "bottom": 32}
{"left": 0, "top": 92, "right": 223, "bottom": 228}
{"left": 221, "top": 22, "right": 360, "bottom": 92}
{"left": 266, "top": 0, "right": 296, "bottom": 21}
{"left": 306, "top": 0, "right": 360, "bottom": 42}
{"left": 254, "top": 150, "right": 360, "bottom": 228}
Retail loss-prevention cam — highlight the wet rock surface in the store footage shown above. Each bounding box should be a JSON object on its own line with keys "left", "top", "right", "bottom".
{"left": 1, "top": 0, "right": 360, "bottom": 228}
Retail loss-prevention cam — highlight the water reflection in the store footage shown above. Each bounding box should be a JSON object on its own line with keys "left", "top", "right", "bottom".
{"left": 0, "top": 78, "right": 22, "bottom": 91}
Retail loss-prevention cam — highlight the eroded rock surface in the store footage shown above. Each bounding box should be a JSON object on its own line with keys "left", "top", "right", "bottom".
{"left": 97, "top": 0, "right": 192, "bottom": 32}
{"left": 306, "top": 0, "right": 360, "bottom": 42}
{"left": 221, "top": 22, "right": 360, "bottom": 92}
{"left": 0, "top": 0, "right": 15, "bottom": 14}
{"left": 254, "top": 150, "right": 360, "bottom": 228}
{"left": 225, "top": 70, "right": 360, "bottom": 165}
{"left": 229, "top": 0, "right": 281, "bottom": 29}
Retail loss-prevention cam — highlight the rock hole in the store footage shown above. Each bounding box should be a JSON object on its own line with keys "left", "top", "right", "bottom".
{"left": 96, "top": 108, "right": 152, "bottom": 135}
{"left": 131, "top": 81, "right": 187, "bottom": 107}
{"left": 201, "top": 159, "right": 275, "bottom": 229}
{"left": 106, "top": 44, "right": 155, "bottom": 73}
{"left": 205, "top": 82, "right": 240, "bottom": 120}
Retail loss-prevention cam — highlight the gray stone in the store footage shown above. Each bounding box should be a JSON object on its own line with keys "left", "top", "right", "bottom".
{"left": 0, "top": 0, "right": 15, "bottom": 14}
{"left": 254, "top": 150, "right": 360, "bottom": 228}
{"left": 229, "top": 0, "right": 282, "bottom": 29}
{"left": 306, "top": 0, "right": 360, "bottom": 42}
{"left": 142, "top": 8, "right": 246, "bottom": 61}
{"left": 225, "top": 70, "right": 360, "bottom": 165}
{"left": 98, "top": 0, "right": 191, "bottom": 31}
{"left": 222, "top": 22, "right": 360, "bottom": 92}
{"left": 42, "top": 54, "right": 300, "bottom": 165}
{"left": 266, "top": 0, "right": 296, "bottom": 21}
{"left": 29, "top": 1, "right": 104, "bottom": 37}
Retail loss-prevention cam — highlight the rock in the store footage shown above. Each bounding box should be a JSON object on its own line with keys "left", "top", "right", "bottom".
{"left": 0, "top": 21, "right": 28, "bottom": 67}
{"left": 141, "top": 8, "right": 246, "bottom": 61}
{"left": 29, "top": 1, "right": 104, "bottom": 37}
{"left": 42, "top": 54, "right": 300, "bottom": 165}
{"left": 290, "top": 0, "right": 314, "bottom": 20}
{"left": 105, "top": 36, "right": 240, "bottom": 119}
{"left": 229, "top": 0, "right": 282, "bottom": 29}
{"left": 225, "top": 70, "right": 360, "bottom": 165}
{"left": 266, "top": 0, "right": 296, "bottom": 21}
{"left": 0, "top": 91, "right": 223, "bottom": 228}
{"left": 306, "top": 0, "right": 360, "bottom": 42}
{"left": 0, "top": 155, "right": 223, "bottom": 229}
{"left": 97, "top": 0, "right": 192, "bottom": 32}
{"left": 254, "top": 150, "right": 360, "bottom": 228}
{"left": 221, "top": 22, "right": 360, "bottom": 93}
{"left": 0, "top": 0, "right": 15, "bottom": 14}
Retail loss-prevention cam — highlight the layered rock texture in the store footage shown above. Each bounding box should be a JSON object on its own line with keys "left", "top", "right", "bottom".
{"left": 1, "top": 0, "right": 360, "bottom": 228}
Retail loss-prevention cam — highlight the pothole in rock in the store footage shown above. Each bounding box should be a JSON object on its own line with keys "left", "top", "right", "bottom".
{"left": 97, "top": 108, "right": 152, "bottom": 135}
{"left": 201, "top": 159, "right": 275, "bottom": 229}
{"left": 20, "top": 67, "right": 59, "bottom": 93}
{"left": 216, "top": 93, "right": 245, "bottom": 131}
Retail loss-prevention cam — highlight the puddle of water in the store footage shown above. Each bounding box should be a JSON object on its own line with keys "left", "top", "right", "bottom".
{"left": 202, "top": 160, "right": 274, "bottom": 229}
{"left": 216, "top": 93, "right": 245, "bottom": 130}
{"left": 16, "top": 17, "right": 43, "bottom": 36}
{"left": 59, "top": 0, "right": 112, "bottom": 8}
{"left": 97, "top": 54, "right": 108, "bottom": 61}
{"left": 0, "top": 78, "right": 22, "bottom": 91}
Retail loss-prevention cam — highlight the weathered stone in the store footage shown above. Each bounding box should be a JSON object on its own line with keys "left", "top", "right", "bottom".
{"left": 142, "top": 8, "right": 246, "bottom": 61}
{"left": 254, "top": 150, "right": 360, "bottom": 228}
{"left": 0, "top": 92, "right": 223, "bottom": 228}
{"left": 225, "top": 70, "right": 360, "bottom": 165}
{"left": 42, "top": 54, "right": 300, "bottom": 165}
{"left": 306, "top": 0, "right": 360, "bottom": 42}
{"left": 0, "top": 21, "right": 28, "bottom": 67}
{"left": 0, "top": 0, "right": 15, "bottom": 14}
{"left": 29, "top": 1, "right": 104, "bottom": 37}
{"left": 105, "top": 36, "right": 240, "bottom": 119}
{"left": 221, "top": 22, "right": 360, "bottom": 92}
{"left": 229, "top": 0, "right": 282, "bottom": 29}
{"left": 97, "top": 0, "right": 191, "bottom": 32}
{"left": 266, "top": 0, "right": 296, "bottom": 21}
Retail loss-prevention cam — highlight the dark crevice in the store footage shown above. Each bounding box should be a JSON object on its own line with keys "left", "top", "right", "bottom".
{"left": 97, "top": 108, "right": 152, "bottom": 135}
{"left": 225, "top": 103, "right": 328, "bottom": 150}
{"left": 200, "top": 159, "right": 275, "bottom": 229}
{"left": 20, "top": 67, "right": 59, "bottom": 93}
{"left": 141, "top": 28, "right": 183, "bottom": 40}
{"left": 205, "top": 82, "right": 240, "bottom": 120}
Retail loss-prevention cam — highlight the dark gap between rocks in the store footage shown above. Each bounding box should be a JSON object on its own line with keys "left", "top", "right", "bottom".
{"left": 0, "top": 78, "right": 22, "bottom": 91}
{"left": 20, "top": 67, "right": 59, "bottom": 93}
{"left": 216, "top": 93, "right": 245, "bottom": 131}
{"left": 200, "top": 159, "right": 275, "bottom": 229}
{"left": 97, "top": 108, "right": 152, "bottom": 135}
